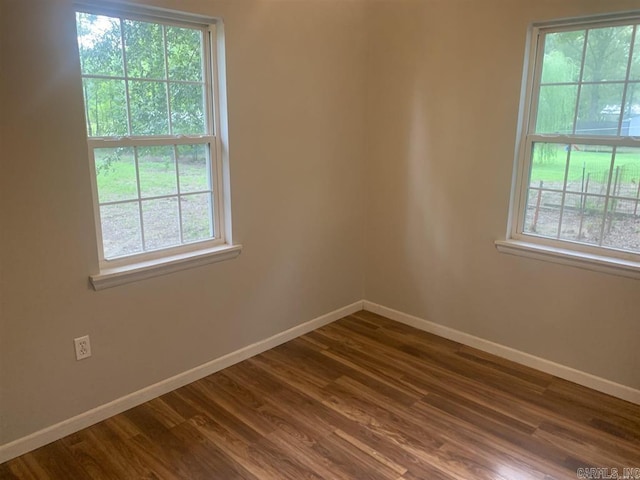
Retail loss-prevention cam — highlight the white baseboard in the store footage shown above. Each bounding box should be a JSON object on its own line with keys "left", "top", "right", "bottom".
{"left": 0, "top": 301, "right": 364, "bottom": 464}
{"left": 4, "top": 298, "right": 637, "bottom": 464}
{"left": 363, "top": 301, "right": 640, "bottom": 405}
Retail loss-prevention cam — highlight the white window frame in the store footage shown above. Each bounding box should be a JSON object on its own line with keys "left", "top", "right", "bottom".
{"left": 75, "top": 3, "right": 240, "bottom": 290}
{"left": 498, "top": 11, "right": 640, "bottom": 280}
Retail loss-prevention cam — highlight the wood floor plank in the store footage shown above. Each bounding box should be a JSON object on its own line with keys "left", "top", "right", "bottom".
{"left": 192, "top": 414, "right": 321, "bottom": 480}
{"left": 2, "top": 312, "right": 639, "bottom": 479}
{"left": 333, "top": 376, "right": 556, "bottom": 480}
{"left": 409, "top": 400, "right": 575, "bottom": 480}
{"left": 173, "top": 425, "right": 254, "bottom": 478}
{"left": 61, "top": 428, "right": 142, "bottom": 480}
{"left": 1, "top": 456, "right": 48, "bottom": 480}
{"left": 21, "top": 441, "right": 90, "bottom": 479}
{"left": 235, "top": 360, "right": 461, "bottom": 480}
{"left": 308, "top": 430, "right": 400, "bottom": 480}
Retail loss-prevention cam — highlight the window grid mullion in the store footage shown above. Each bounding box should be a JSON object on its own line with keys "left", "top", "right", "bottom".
{"left": 132, "top": 147, "right": 147, "bottom": 251}
{"left": 526, "top": 186, "right": 626, "bottom": 201}
{"left": 174, "top": 145, "right": 185, "bottom": 244}
{"left": 100, "top": 191, "right": 216, "bottom": 207}
{"left": 162, "top": 25, "right": 174, "bottom": 136}
{"left": 81, "top": 73, "right": 203, "bottom": 86}
{"left": 119, "top": 19, "right": 133, "bottom": 136}
{"left": 570, "top": 29, "right": 589, "bottom": 135}
{"left": 596, "top": 147, "right": 619, "bottom": 247}
{"left": 203, "top": 28, "right": 220, "bottom": 239}
{"left": 615, "top": 25, "right": 638, "bottom": 136}
{"left": 555, "top": 148, "right": 573, "bottom": 239}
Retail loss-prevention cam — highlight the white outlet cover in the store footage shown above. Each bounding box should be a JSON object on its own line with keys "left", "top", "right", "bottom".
{"left": 74, "top": 335, "right": 92, "bottom": 360}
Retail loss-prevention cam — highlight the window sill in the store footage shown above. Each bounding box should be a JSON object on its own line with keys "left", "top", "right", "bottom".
{"left": 495, "top": 239, "right": 640, "bottom": 280}
{"left": 90, "top": 244, "right": 243, "bottom": 290}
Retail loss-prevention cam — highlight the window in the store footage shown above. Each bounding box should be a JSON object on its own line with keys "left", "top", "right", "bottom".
{"left": 74, "top": 5, "right": 238, "bottom": 288}
{"left": 504, "top": 13, "right": 640, "bottom": 276}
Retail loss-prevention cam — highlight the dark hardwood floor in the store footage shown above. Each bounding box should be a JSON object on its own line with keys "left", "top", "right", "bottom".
{"left": 2, "top": 311, "right": 639, "bottom": 479}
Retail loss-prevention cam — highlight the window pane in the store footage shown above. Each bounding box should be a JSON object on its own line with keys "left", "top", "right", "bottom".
{"left": 576, "top": 83, "right": 625, "bottom": 136}
{"left": 529, "top": 144, "right": 615, "bottom": 193}
{"left": 124, "top": 20, "right": 166, "bottom": 79}
{"left": 541, "top": 31, "right": 584, "bottom": 84}
{"left": 76, "top": 13, "right": 124, "bottom": 77}
{"left": 181, "top": 194, "right": 214, "bottom": 242}
{"left": 529, "top": 143, "right": 569, "bottom": 190}
{"left": 622, "top": 82, "right": 640, "bottom": 134}
{"left": 166, "top": 26, "right": 203, "bottom": 81}
{"left": 602, "top": 147, "right": 640, "bottom": 252}
{"left": 579, "top": 147, "right": 614, "bottom": 196}
{"left": 177, "top": 144, "right": 209, "bottom": 193}
{"left": 535, "top": 85, "right": 577, "bottom": 134}
{"left": 129, "top": 80, "right": 169, "bottom": 135}
{"left": 142, "top": 198, "right": 180, "bottom": 250}
{"left": 583, "top": 26, "right": 632, "bottom": 82}
{"left": 137, "top": 146, "right": 177, "bottom": 198}
{"left": 95, "top": 147, "right": 137, "bottom": 203}
{"left": 564, "top": 146, "right": 614, "bottom": 194}
{"left": 101, "top": 202, "right": 142, "bottom": 259}
{"left": 558, "top": 193, "right": 586, "bottom": 242}
{"left": 601, "top": 198, "right": 640, "bottom": 252}
{"left": 559, "top": 193, "right": 605, "bottom": 245}
{"left": 523, "top": 189, "right": 562, "bottom": 238}
{"left": 170, "top": 83, "right": 206, "bottom": 135}
{"left": 611, "top": 147, "right": 640, "bottom": 200}
{"left": 630, "top": 28, "right": 640, "bottom": 80}
{"left": 82, "top": 78, "right": 128, "bottom": 137}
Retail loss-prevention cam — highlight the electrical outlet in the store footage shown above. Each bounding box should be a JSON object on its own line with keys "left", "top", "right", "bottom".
{"left": 74, "top": 335, "right": 92, "bottom": 360}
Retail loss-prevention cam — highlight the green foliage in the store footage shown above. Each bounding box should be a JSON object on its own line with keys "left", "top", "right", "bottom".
{"left": 124, "top": 20, "right": 165, "bottom": 79}
{"left": 166, "top": 27, "right": 203, "bottom": 81}
{"left": 76, "top": 13, "right": 123, "bottom": 77}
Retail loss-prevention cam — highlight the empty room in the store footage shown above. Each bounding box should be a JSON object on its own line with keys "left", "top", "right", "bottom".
{"left": 1, "top": 0, "right": 639, "bottom": 478}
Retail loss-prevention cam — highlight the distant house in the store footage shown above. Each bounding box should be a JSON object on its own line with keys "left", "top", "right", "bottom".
{"left": 576, "top": 103, "right": 640, "bottom": 136}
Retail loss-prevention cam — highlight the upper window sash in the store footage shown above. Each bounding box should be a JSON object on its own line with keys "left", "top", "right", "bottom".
{"left": 526, "top": 17, "right": 640, "bottom": 139}
{"left": 76, "top": 9, "right": 217, "bottom": 140}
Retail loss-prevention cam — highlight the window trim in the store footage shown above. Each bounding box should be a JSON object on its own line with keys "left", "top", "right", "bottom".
{"left": 90, "top": 244, "right": 242, "bottom": 290}
{"left": 500, "top": 11, "right": 640, "bottom": 279}
{"left": 75, "top": 2, "right": 240, "bottom": 288}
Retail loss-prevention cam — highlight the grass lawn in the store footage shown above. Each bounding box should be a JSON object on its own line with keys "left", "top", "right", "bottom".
{"left": 95, "top": 148, "right": 210, "bottom": 202}
{"left": 529, "top": 146, "right": 640, "bottom": 189}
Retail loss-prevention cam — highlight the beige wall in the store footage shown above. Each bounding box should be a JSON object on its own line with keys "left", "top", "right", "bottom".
{"left": 0, "top": 0, "right": 365, "bottom": 444}
{"left": 364, "top": 0, "right": 640, "bottom": 390}
{"left": 2, "top": 0, "right": 640, "bottom": 451}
